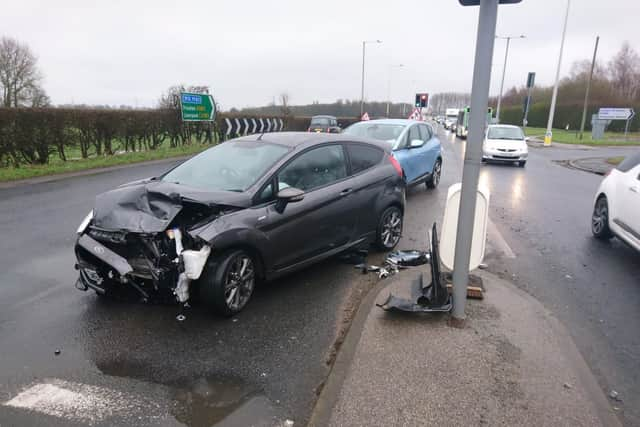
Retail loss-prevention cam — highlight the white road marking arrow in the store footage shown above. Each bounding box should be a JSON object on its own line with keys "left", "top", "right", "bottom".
{"left": 278, "top": 118, "right": 284, "bottom": 131}
{"left": 251, "top": 118, "right": 257, "bottom": 133}
{"left": 242, "top": 118, "right": 249, "bottom": 135}
{"left": 234, "top": 118, "right": 241, "bottom": 135}
{"left": 266, "top": 118, "right": 272, "bottom": 132}
{"left": 258, "top": 118, "right": 265, "bottom": 133}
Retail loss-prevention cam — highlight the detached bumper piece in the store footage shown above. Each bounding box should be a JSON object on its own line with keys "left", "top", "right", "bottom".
{"left": 377, "top": 223, "right": 452, "bottom": 313}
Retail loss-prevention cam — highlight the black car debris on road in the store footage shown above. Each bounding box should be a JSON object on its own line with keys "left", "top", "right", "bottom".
{"left": 75, "top": 132, "right": 406, "bottom": 316}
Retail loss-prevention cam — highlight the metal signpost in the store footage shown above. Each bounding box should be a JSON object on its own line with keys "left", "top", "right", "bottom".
{"left": 598, "top": 108, "right": 635, "bottom": 139}
{"left": 179, "top": 92, "right": 216, "bottom": 122}
{"left": 453, "top": 0, "right": 522, "bottom": 321}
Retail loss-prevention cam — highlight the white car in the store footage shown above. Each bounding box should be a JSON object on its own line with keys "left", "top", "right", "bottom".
{"left": 591, "top": 152, "right": 640, "bottom": 251}
{"left": 482, "top": 124, "right": 528, "bottom": 167}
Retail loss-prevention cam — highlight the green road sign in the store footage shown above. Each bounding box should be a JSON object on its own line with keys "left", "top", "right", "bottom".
{"left": 180, "top": 92, "right": 216, "bottom": 121}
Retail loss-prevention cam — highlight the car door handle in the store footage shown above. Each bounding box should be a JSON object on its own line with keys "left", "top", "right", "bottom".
{"left": 339, "top": 188, "right": 353, "bottom": 196}
{"left": 630, "top": 186, "right": 638, "bottom": 193}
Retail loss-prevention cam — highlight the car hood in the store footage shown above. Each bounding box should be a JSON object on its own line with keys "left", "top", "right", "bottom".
{"left": 483, "top": 138, "right": 527, "bottom": 150}
{"left": 92, "top": 179, "right": 251, "bottom": 233}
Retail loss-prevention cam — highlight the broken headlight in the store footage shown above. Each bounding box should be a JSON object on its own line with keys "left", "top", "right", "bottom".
{"left": 77, "top": 210, "right": 94, "bottom": 234}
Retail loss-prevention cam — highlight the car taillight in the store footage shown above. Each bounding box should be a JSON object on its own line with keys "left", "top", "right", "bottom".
{"left": 388, "top": 154, "right": 403, "bottom": 177}
{"left": 308, "top": 127, "right": 312, "bottom": 132}
{"left": 605, "top": 169, "right": 612, "bottom": 176}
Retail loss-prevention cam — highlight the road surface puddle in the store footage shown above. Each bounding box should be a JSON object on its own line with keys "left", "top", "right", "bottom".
{"left": 97, "top": 358, "right": 281, "bottom": 426}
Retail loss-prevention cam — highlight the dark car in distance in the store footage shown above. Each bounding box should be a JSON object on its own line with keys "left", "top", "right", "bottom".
{"left": 75, "top": 132, "right": 406, "bottom": 316}
{"left": 308, "top": 115, "right": 341, "bottom": 133}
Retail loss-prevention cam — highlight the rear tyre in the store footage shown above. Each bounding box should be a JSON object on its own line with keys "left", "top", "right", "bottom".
{"left": 199, "top": 249, "right": 256, "bottom": 316}
{"left": 426, "top": 159, "right": 442, "bottom": 189}
{"left": 375, "top": 206, "right": 403, "bottom": 251}
{"left": 591, "top": 196, "right": 613, "bottom": 240}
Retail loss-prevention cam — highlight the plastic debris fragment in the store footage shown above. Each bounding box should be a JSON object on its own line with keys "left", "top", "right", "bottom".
{"left": 176, "top": 314, "right": 186, "bottom": 322}
{"left": 385, "top": 250, "right": 429, "bottom": 267}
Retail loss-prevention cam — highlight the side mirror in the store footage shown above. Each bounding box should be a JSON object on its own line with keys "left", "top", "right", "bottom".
{"left": 524, "top": 137, "right": 530, "bottom": 142}
{"left": 275, "top": 187, "right": 304, "bottom": 213}
{"left": 410, "top": 139, "right": 425, "bottom": 148}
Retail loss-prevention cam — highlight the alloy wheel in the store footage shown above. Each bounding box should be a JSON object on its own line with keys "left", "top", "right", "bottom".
{"left": 432, "top": 161, "right": 441, "bottom": 187}
{"left": 223, "top": 255, "right": 255, "bottom": 311}
{"left": 381, "top": 210, "right": 402, "bottom": 248}
{"left": 591, "top": 198, "right": 608, "bottom": 235}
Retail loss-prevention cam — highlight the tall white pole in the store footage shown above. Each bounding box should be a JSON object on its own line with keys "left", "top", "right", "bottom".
{"left": 496, "top": 37, "right": 510, "bottom": 123}
{"left": 360, "top": 41, "right": 366, "bottom": 117}
{"left": 360, "top": 40, "right": 382, "bottom": 117}
{"left": 544, "top": 0, "right": 570, "bottom": 146}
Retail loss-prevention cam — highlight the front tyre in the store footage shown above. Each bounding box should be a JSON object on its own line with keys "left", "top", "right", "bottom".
{"left": 376, "top": 206, "right": 403, "bottom": 250}
{"left": 518, "top": 161, "right": 526, "bottom": 167}
{"left": 591, "top": 196, "right": 613, "bottom": 240}
{"left": 426, "top": 159, "right": 442, "bottom": 189}
{"left": 199, "top": 249, "right": 256, "bottom": 316}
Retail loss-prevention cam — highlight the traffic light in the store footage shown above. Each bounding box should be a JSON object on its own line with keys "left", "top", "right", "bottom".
{"left": 415, "top": 93, "right": 429, "bottom": 108}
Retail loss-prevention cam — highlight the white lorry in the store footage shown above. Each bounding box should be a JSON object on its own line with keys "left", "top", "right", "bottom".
{"left": 444, "top": 108, "right": 459, "bottom": 130}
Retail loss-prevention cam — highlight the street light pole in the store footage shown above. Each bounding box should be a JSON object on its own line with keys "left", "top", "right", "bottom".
{"left": 360, "top": 40, "right": 382, "bottom": 117}
{"left": 495, "top": 35, "right": 525, "bottom": 123}
{"left": 544, "top": 0, "right": 570, "bottom": 146}
{"left": 451, "top": 0, "right": 499, "bottom": 321}
{"left": 386, "top": 64, "right": 404, "bottom": 118}
{"left": 579, "top": 35, "right": 599, "bottom": 140}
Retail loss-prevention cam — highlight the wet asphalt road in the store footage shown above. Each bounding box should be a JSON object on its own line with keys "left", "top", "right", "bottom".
{"left": 0, "top": 128, "right": 639, "bottom": 426}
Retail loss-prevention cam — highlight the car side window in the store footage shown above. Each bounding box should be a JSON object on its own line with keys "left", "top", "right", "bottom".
{"left": 408, "top": 125, "right": 421, "bottom": 144}
{"left": 419, "top": 124, "right": 431, "bottom": 141}
{"left": 616, "top": 153, "right": 640, "bottom": 172}
{"left": 347, "top": 144, "right": 384, "bottom": 175}
{"left": 277, "top": 145, "right": 347, "bottom": 192}
{"left": 256, "top": 180, "right": 275, "bottom": 204}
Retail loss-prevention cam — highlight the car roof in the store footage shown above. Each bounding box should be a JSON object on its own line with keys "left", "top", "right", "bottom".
{"left": 310, "top": 115, "right": 336, "bottom": 119}
{"left": 232, "top": 131, "right": 392, "bottom": 152}
{"left": 488, "top": 124, "right": 521, "bottom": 129}
{"left": 354, "top": 119, "right": 420, "bottom": 126}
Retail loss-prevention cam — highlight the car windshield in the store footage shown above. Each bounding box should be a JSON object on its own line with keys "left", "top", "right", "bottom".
{"left": 162, "top": 141, "right": 289, "bottom": 192}
{"left": 488, "top": 127, "right": 525, "bottom": 140}
{"left": 311, "top": 118, "right": 331, "bottom": 126}
{"left": 343, "top": 123, "right": 405, "bottom": 143}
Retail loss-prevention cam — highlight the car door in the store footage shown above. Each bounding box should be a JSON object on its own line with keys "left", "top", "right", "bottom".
{"left": 345, "top": 143, "right": 387, "bottom": 239}
{"left": 255, "top": 144, "right": 356, "bottom": 270}
{"left": 421, "top": 123, "right": 441, "bottom": 173}
{"left": 618, "top": 164, "right": 640, "bottom": 241}
{"left": 393, "top": 124, "right": 423, "bottom": 183}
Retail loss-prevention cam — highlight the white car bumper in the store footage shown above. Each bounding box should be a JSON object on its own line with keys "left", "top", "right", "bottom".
{"left": 482, "top": 149, "right": 528, "bottom": 161}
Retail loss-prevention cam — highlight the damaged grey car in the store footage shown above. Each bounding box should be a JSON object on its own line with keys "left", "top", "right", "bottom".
{"left": 75, "top": 132, "right": 406, "bottom": 316}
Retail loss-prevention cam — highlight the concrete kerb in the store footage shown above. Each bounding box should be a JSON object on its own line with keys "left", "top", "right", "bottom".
{"left": 308, "top": 277, "right": 391, "bottom": 427}
{"left": 0, "top": 155, "right": 192, "bottom": 190}
{"left": 566, "top": 157, "right": 613, "bottom": 176}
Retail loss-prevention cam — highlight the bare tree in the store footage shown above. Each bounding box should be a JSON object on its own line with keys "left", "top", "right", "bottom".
{"left": 608, "top": 41, "right": 640, "bottom": 101}
{"left": 158, "top": 84, "right": 210, "bottom": 109}
{"left": 0, "top": 36, "right": 47, "bottom": 107}
{"left": 279, "top": 92, "right": 291, "bottom": 116}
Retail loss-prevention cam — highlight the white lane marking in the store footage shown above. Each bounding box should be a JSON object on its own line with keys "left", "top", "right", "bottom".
{"left": 3, "top": 379, "right": 158, "bottom": 424}
{"left": 487, "top": 217, "right": 516, "bottom": 259}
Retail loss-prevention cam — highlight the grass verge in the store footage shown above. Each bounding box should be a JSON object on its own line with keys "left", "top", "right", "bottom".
{"left": 524, "top": 127, "right": 640, "bottom": 146}
{"left": 606, "top": 156, "right": 624, "bottom": 166}
{"left": 0, "top": 143, "right": 210, "bottom": 183}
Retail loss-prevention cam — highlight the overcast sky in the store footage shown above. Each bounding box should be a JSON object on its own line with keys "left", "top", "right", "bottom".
{"left": 3, "top": 0, "right": 639, "bottom": 109}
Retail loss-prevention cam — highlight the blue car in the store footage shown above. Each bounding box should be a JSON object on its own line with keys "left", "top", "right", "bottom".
{"left": 343, "top": 119, "right": 442, "bottom": 188}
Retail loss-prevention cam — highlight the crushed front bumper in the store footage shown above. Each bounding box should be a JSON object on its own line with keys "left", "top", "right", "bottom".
{"left": 74, "top": 234, "right": 172, "bottom": 301}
